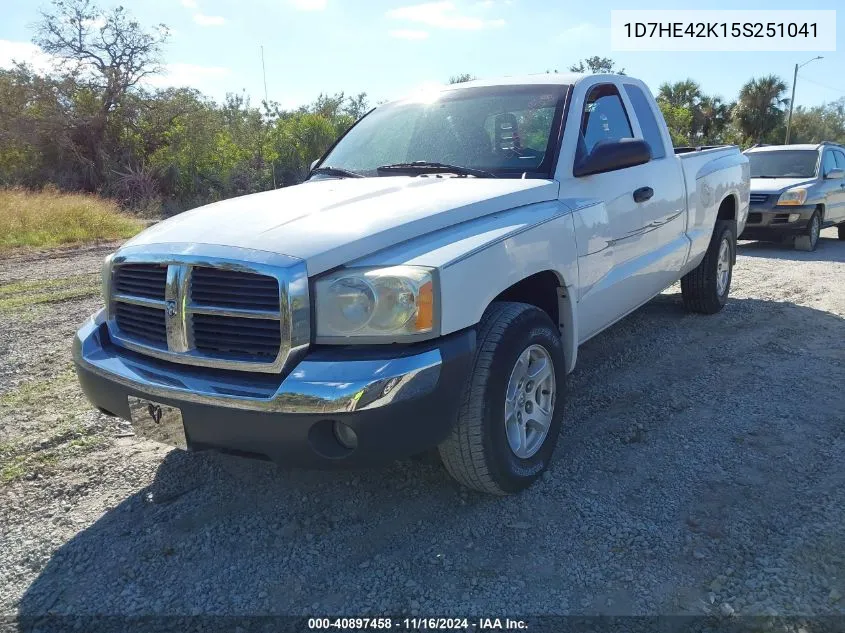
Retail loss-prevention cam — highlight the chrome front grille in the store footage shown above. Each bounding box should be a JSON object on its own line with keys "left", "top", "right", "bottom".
{"left": 106, "top": 248, "right": 309, "bottom": 373}
{"left": 749, "top": 193, "right": 769, "bottom": 205}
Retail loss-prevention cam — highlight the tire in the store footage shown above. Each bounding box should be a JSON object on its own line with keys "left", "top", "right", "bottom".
{"left": 681, "top": 220, "right": 735, "bottom": 315}
{"left": 838, "top": 224, "right": 845, "bottom": 241}
{"left": 795, "top": 210, "right": 821, "bottom": 252}
{"left": 438, "top": 302, "right": 566, "bottom": 495}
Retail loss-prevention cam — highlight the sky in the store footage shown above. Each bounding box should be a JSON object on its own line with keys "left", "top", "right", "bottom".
{"left": 0, "top": 0, "right": 843, "bottom": 111}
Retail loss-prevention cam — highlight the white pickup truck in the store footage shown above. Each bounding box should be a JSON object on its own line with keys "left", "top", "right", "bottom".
{"left": 74, "top": 73, "right": 749, "bottom": 494}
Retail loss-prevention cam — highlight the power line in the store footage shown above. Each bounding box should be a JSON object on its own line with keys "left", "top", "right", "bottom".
{"left": 798, "top": 74, "right": 845, "bottom": 96}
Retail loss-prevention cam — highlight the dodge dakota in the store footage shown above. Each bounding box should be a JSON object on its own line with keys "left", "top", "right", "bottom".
{"left": 73, "top": 74, "right": 750, "bottom": 495}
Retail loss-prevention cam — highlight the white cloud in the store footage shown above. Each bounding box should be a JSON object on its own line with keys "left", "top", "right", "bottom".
{"left": 387, "top": 2, "right": 505, "bottom": 30}
{"left": 389, "top": 29, "right": 430, "bottom": 40}
{"left": 145, "top": 63, "right": 231, "bottom": 90}
{"left": 193, "top": 13, "right": 226, "bottom": 26}
{"left": 290, "top": 0, "right": 327, "bottom": 10}
{"left": 558, "top": 23, "right": 607, "bottom": 47}
{"left": 181, "top": 0, "right": 198, "bottom": 7}
{"left": 82, "top": 17, "right": 107, "bottom": 29}
{"left": 0, "top": 40, "right": 56, "bottom": 74}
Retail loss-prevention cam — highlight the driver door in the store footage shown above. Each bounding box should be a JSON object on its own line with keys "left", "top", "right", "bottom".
{"left": 564, "top": 83, "right": 653, "bottom": 341}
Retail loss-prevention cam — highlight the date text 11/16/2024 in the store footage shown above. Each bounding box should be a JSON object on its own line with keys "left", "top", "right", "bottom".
{"left": 307, "top": 617, "right": 529, "bottom": 630}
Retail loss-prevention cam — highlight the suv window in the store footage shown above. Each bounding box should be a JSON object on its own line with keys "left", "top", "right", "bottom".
{"left": 833, "top": 149, "right": 845, "bottom": 170}
{"left": 822, "top": 150, "right": 838, "bottom": 176}
{"left": 623, "top": 84, "right": 666, "bottom": 159}
{"left": 578, "top": 84, "right": 633, "bottom": 159}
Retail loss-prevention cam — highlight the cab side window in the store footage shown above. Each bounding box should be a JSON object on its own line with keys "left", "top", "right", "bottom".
{"left": 578, "top": 84, "right": 633, "bottom": 161}
{"left": 833, "top": 149, "right": 845, "bottom": 171}
{"left": 821, "top": 150, "right": 837, "bottom": 177}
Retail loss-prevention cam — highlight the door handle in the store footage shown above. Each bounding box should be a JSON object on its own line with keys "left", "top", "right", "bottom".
{"left": 633, "top": 186, "right": 654, "bottom": 203}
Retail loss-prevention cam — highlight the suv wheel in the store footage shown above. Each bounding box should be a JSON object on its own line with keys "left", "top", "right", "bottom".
{"left": 795, "top": 211, "right": 821, "bottom": 252}
{"left": 438, "top": 302, "right": 566, "bottom": 495}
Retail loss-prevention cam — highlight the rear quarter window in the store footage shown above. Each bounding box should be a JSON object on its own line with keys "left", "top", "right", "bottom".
{"left": 623, "top": 84, "right": 666, "bottom": 160}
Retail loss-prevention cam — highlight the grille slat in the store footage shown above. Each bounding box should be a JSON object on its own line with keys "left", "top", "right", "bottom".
{"left": 191, "top": 268, "right": 280, "bottom": 312}
{"left": 114, "top": 264, "right": 167, "bottom": 300}
{"left": 749, "top": 193, "right": 769, "bottom": 205}
{"left": 114, "top": 303, "right": 167, "bottom": 346}
{"left": 192, "top": 313, "right": 281, "bottom": 359}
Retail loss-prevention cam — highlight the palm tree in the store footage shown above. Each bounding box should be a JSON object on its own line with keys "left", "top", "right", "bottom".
{"left": 732, "top": 75, "right": 789, "bottom": 144}
{"left": 698, "top": 95, "right": 731, "bottom": 144}
{"left": 657, "top": 80, "right": 702, "bottom": 144}
{"left": 657, "top": 79, "right": 702, "bottom": 110}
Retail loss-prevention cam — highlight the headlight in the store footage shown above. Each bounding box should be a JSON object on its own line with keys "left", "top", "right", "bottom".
{"left": 315, "top": 266, "right": 437, "bottom": 341}
{"left": 777, "top": 188, "right": 808, "bottom": 206}
{"left": 101, "top": 252, "right": 115, "bottom": 307}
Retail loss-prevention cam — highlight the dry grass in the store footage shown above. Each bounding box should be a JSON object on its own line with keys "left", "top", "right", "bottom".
{"left": 0, "top": 188, "right": 143, "bottom": 251}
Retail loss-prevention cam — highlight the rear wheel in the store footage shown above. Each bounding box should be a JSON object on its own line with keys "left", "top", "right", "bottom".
{"left": 681, "top": 220, "right": 735, "bottom": 315}
{"left": 438, "top": 302, "right": 565, "bottom": 495}
{"left": 795, "top": 211, "right": 821, "bottom": 252}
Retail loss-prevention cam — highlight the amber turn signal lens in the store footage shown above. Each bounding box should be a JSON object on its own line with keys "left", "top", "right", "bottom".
{"left": 415, "top": 280, "right": 434, "bottom": 331}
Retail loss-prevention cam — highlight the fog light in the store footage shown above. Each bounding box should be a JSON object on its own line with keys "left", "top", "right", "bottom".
{"left": 789, "top": 213, "right": 801, "bottom": 223}
{"left": 333, "top": 421, "right": 358, "bottom": 449}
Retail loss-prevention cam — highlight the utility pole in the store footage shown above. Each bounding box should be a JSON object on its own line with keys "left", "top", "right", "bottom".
{"left": 260, "top": 45, "right": 277, "bottom": 189}
{"left": 785, "top": 56, "right": 823, "bottom": 144}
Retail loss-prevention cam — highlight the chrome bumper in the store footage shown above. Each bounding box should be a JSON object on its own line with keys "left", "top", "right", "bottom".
{"left": 73, "top": 310, "right": 442, "bottom": 414}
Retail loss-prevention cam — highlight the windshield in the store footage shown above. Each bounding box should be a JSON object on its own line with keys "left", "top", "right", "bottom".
{"left": 747, "top": 150, "right": 818, "bottom": 178}
{"left": 316, "top": 84, "right": 569, "bottom": 178}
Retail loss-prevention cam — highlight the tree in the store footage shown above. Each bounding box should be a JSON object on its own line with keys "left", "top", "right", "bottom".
{"left": 568, "top": 57, "right": 624, "bottom": 75}
{"left": 448, "top": 73, "right": 476, "bottom": 84}
{"left": 732, "top": 75, "right": 789, "bottom": 144}
{"left": 788, "top": 99, "right": 845, "bottom": 144}
{"left": 33, "top": 0, "right": 169, "bottom": 190}
{"left": 657, "top": 79, "right": 701, "bottom": 110}
{"left": 697, "top": 95, "right": 733, "bottom": 144}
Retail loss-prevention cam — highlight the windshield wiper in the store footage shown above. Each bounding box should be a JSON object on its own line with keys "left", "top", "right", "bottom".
{"left": 377, "top": 161, "right": 497, "bottom": 179}
{"left": 310, "top": 166, "right": 363, "bottom": 179}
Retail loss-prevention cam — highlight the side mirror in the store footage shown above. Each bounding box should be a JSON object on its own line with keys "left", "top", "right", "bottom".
{"left": 825, "top": 167, "right": 845, "bottom": 180}
{"left": 310, "top": 159, "right": 320, "bottom": 172}
{"left": 574, "top": 138, "right": 652, "bottom": 177}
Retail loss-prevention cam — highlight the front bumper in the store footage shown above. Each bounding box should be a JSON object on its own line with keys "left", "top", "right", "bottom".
{"left": 73, "top": 311, "right": 475, "bottom": 467}
{"left": 739, "top": 202, "right": 816, "bottom": 240}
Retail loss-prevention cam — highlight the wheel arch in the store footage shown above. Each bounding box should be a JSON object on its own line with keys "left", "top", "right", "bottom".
{"left": 488, "top": 270, "right": 578, "bottom": 374}
{"left": 717, "top": 193, "right": 739, "bottom": 263}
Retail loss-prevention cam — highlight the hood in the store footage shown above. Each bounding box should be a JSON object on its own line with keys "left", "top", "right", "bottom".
{"left": 123, "top": 176, "right": 559, "bottom": 275}
{"left": 750, "top": 177, "right": 815, "bottom": 194}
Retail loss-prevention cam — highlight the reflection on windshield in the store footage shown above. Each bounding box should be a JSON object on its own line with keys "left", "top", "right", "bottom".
{"left": 748, "top": 150, "right": 818, "bottom": 178}
{"left": 316, "top": 85, "right": 568, "bottom": 178}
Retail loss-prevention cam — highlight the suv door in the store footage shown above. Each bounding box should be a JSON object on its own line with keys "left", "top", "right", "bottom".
{"left": 830, "top": 149, "right": 845, "bottom": 223}
{"left": 820, "top": 149, "right": 844, "bottom": 224}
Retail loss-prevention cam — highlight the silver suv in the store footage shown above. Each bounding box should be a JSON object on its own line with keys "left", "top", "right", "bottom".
{"left": 741, "top": 142, "right": 845, "bottom": 251}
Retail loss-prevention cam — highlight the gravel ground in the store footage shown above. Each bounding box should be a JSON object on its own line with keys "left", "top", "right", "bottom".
{"left": 0, "top": 231, "right": 844, "bottom": 624}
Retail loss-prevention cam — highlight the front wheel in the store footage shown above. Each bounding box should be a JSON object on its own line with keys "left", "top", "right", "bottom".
{"left": 438, "top": 302, "right": 566, "bottom": 495}
{"left": 681, "top": 220, "right": 735, "bottom": 315}
{"left": 795, "top": 210, "right": 821, "bottom": 252}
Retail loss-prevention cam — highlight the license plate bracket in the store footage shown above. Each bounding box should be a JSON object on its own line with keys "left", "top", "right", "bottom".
{"left": 128, "top": 396, "right": 187, "bottom": 449}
